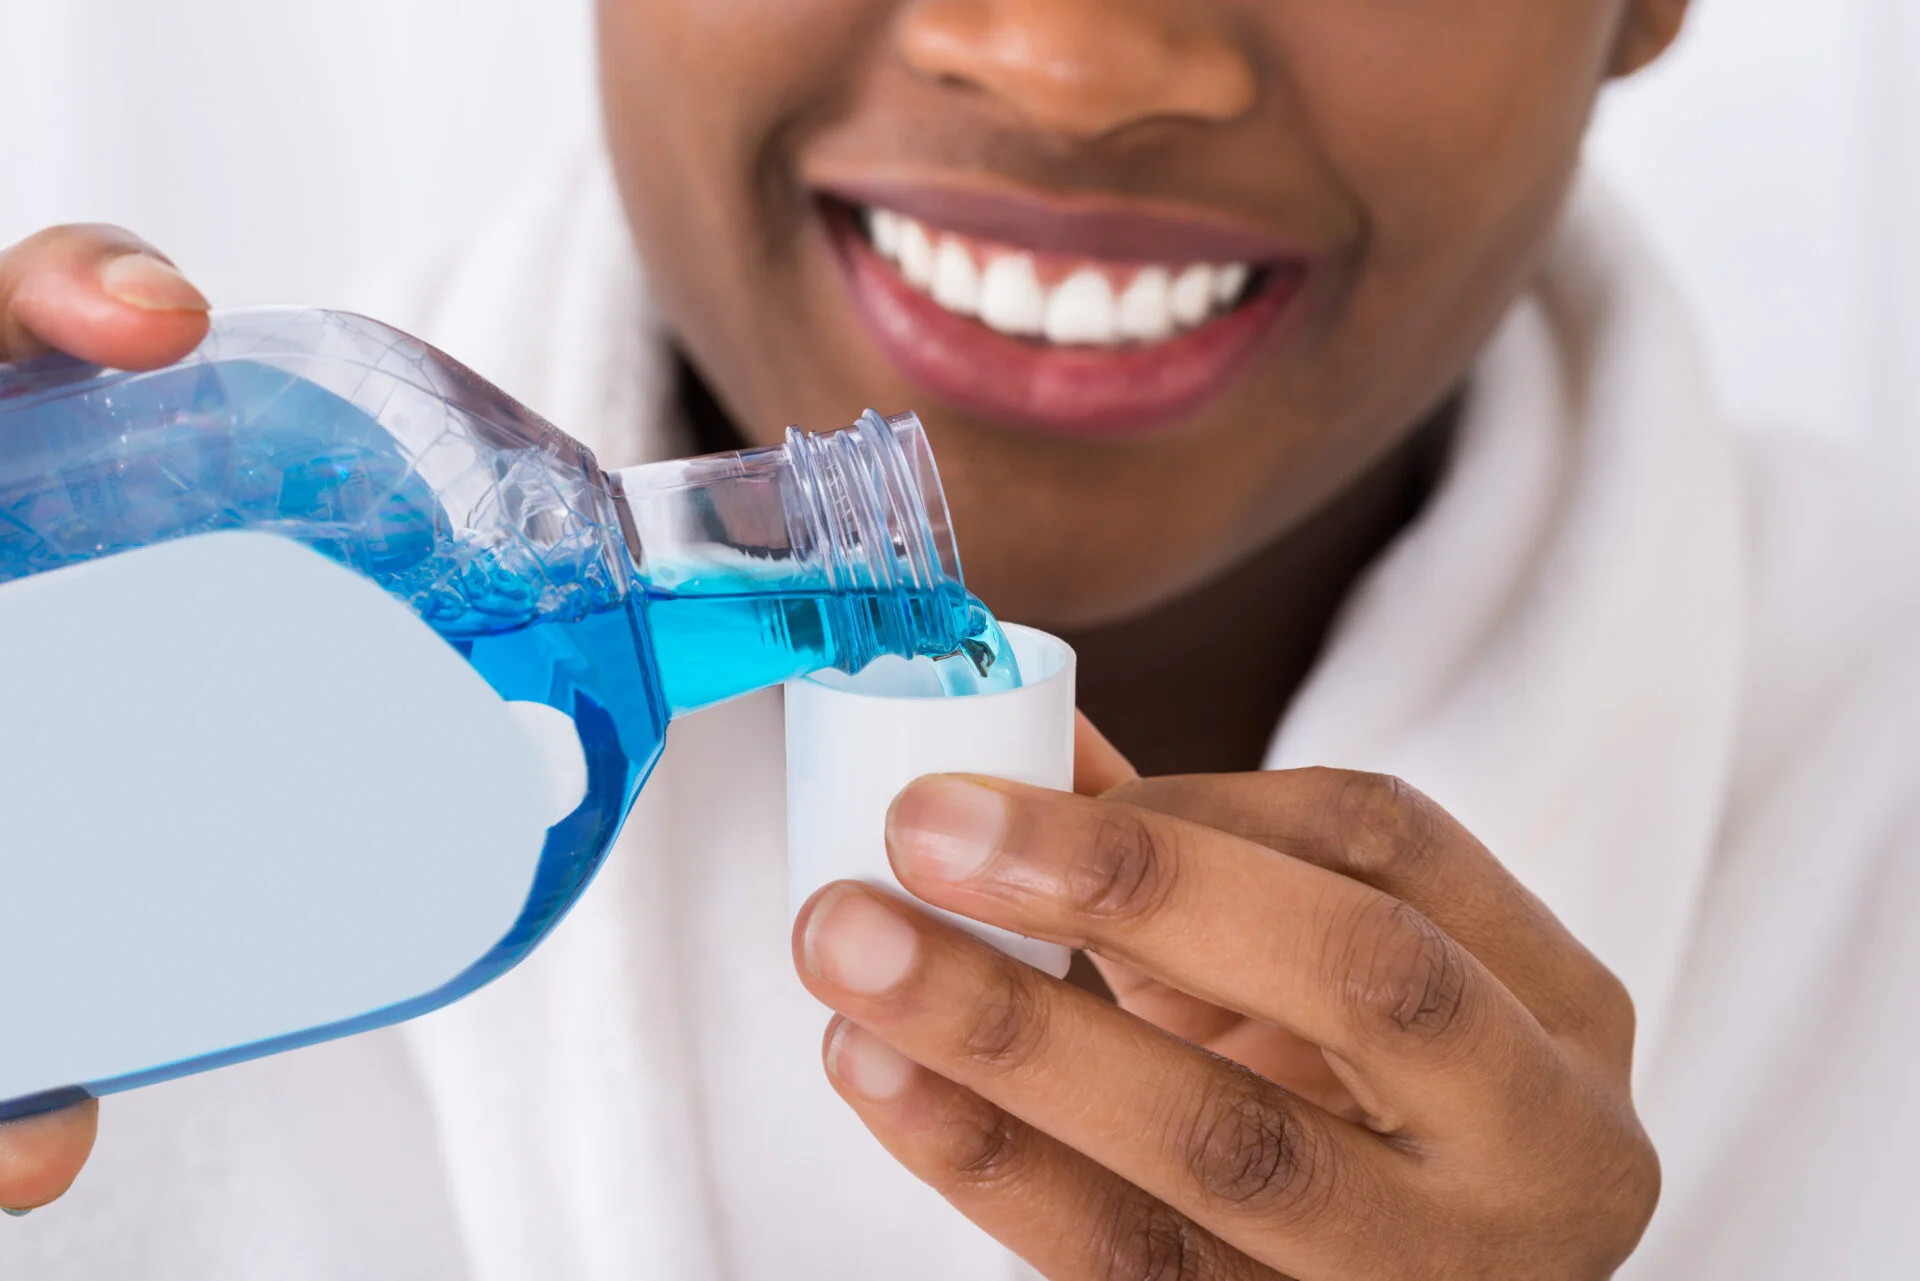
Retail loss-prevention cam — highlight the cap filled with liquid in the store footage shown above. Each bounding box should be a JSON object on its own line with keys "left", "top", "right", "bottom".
{"left": 786, "top": 623, "right": 1074, "bottom": 977}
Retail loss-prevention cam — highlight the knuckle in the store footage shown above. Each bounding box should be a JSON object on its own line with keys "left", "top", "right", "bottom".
{"left": 12, "top": 223, "right": 117, "bottom": 262}
{"left": 1608, "top": 1132, "right": 1662, "bottom": 1244}
{"left": 1066, "top": 806, "right": 1179, "bottom": 925}
{"left": 1180, "top": 1076, "right": 1326, "bottom": 1221}
{"left": 1624, "top": 1132, "right": 1663, "bottom": 1239}
{"left": 54, "top": 222, "right": 137, "bottom": 248}
{"left": 1328, "top": 770, "right": 1446, "bottom": 884}
{"left": 1094, "top": 1185, "right": 1212, "bottom": 1281}
{"left": 1580, "top": 1100, "right": 1663, "bottom": 1221}
{"left": 1590, "top": 965, "right": 1638, "bottom": 1044}
{"left": 1548, "top": 951, "right": 1639, "bottom": 1066}
{"left": 29, "top": 224, "right": 93, "bottom": 250}
{"left": 938, "top": 1094, "right": 1034, "bottom": 1191}
{"left": 1333, "top": 897, "right": 1470, "bottom": 1045}
{"left": 957, "top": 961, "right": 1050, "bottom": 1073}
{"left": 1474, "top": 1076, "right": 1662, "bottom": 1275}
{"left": 1555, "top": 1111, "right": 1665, "bottom": 1275}
{"left": 4, "top": 226, "right": 67, "bottom": 261}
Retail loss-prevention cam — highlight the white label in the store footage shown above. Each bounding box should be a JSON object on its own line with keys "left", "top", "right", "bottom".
{"left": 0, "top": 532, "right": 566, "bottom": 1100}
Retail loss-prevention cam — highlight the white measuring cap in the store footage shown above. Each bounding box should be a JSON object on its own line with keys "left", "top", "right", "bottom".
{"left": 785, "top": 624, "right": 1075, "bottom": 978}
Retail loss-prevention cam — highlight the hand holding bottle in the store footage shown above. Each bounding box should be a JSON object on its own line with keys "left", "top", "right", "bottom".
{"left": 0, "top": 223, "right": 1032, "bottom": 1211}
{"left": 1, "top": 224, "right": 210, "bottom": 370}
{"left": 0, "top": 222, "right": 210, "bottom": 1213}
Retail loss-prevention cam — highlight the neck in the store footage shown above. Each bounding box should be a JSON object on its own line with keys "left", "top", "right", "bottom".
{"left": 677, "top": 351, "right": 753, "bottom": 455}
{"left": 1065, "top": 402, "right": 1457, "bottom": 777}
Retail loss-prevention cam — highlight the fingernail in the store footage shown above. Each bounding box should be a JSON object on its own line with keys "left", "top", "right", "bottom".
{"left": 99, "top": 252, "right": 210, "bottom": 312}
{"left": 826, "top": 1020, "right": 916, "bottom": 1102}
{"left": 3, "top": 1207, "right": 31, "bottom": 1218}
{"left": 803, "top": 885, "right": 919, "bottom": 995}
{"left": 887, "top": 777, "right": 1008, "bottom": 882}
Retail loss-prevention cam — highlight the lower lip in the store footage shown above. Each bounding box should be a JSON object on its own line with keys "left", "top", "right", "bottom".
{"left": 824, "top": 207, "right": 1303, "bottom": 439}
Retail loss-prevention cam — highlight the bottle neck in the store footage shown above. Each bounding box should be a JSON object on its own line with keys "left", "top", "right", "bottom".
{"left": 610, "top": 410, "right": 979, "bottom": 715}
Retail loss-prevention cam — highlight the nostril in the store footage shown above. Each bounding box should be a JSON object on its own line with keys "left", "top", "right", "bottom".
{"left": 898, "top": 0, "right": 1256, "bottom": 140}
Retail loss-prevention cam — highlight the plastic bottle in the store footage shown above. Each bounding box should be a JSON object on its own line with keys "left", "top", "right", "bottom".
{"left": 0, "top": 308, "right": 1018, "bottom": 1116}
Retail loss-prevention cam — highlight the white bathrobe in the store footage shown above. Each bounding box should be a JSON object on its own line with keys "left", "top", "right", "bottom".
{"left": 5, "top": 153, "right": 1918, "bottom": 1280}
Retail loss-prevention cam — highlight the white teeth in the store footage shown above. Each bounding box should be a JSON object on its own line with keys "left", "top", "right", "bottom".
{"left": 978, "top": 253, "right": 1046, "bottom": 337}
{"left": 1116, "top": 266, "right": 1174, "bottom": 342}
{"left": 897, "top": 217, "right": 935, "bottom": 290}
{"left": 861, "top": 205, "right": 1256, "bottom": 345}
{"left": 1169, "top": 264, "right": 1216, "bottom": 328}
{"left": 869, "top": 207, "right": 903, "bottom": 260}
{"left": 931, "top": 238, "right": 981, "bottom": 316}
{"left": 1044, "top": 270, "right": 1118, "bottom": 345}
{"left": 1213, "top": 262, "right": 1250, "bottom": 306}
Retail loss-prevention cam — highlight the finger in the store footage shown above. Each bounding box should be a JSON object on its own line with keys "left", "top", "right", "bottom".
{"left": 1084, "top": 961, "right": 1363, "bottom": 1123}
{"left": 1073, "top": 711, "right": 1138, "bottom": 797}
{"left": 1065, "top": 712, "right": 1232, "bottom": 1040}
{"left": 886, "top": 776, "right": 1562, "bottom": 1134}
{"left": 1091, "top": 953, "right": 1245, "bottom": 1044}
{"left": 0, "top": 1100, "right": 99, "bottom": 1214}
{"left": 0, "top": 225, "right": 210, "bottom": 367}
{"left": 822, "top": 1018, "right": 1287, "bottom": 1281}
{"left": 794, "top": 884, "right": 1415, "bottom": 1277}
{"left": 1105, "top": 769, "right": 1633, "bottom": 1059}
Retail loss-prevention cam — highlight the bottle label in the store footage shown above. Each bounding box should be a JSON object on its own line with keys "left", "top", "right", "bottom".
{"left": 0, "top": 530, "right": 574, "bottom": 1106}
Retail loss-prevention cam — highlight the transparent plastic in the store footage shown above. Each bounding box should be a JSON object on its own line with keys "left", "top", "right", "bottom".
{"left": 616, "top": 413, "right": 1012, "bottom": 710}
{"left": 0, "top": 308, "right": 1018, "bottom": 1116}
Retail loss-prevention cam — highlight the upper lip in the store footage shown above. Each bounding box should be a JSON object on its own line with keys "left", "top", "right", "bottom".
{"left": 816, "top": 177, "right": 1310, "bottom": 266}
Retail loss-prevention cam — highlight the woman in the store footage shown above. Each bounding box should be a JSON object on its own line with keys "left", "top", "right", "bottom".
{"left": 3, "top": 0, "right": 1917, "bottom": 1276}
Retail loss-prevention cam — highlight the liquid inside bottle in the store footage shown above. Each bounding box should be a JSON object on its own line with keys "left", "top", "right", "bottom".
{"left": 0, "top": 308, "right": 1019, "bottom": 1108}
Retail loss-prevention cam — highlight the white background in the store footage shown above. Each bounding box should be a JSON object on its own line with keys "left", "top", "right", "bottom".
{"left": 2, "top": 0, "right": 1915, "bottom": 452}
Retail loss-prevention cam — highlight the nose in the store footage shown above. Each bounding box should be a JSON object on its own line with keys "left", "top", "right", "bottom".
{"left": 897, "top": 0, "right": 1257, "bottom": 141}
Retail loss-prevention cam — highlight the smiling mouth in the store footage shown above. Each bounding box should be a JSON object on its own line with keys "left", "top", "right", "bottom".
{"left": 856, "top": 202, "right": 1264, "bottom": 346}
{"left": 818, "top": 185, "right": 1309, "bottom": 438}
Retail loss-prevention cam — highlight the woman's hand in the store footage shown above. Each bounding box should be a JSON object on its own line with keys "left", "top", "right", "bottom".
{"left": 1068, "top": 719, "right": 1415, "bottom": 1123}
{"left": 792, "top": 724, "right": 1659, "bottom": 1278}
{"left": 1, "top": 224, "right": 209, "bottom": 367}
{"left": 0, "top": 224, "right": 209, "bottom": 1213}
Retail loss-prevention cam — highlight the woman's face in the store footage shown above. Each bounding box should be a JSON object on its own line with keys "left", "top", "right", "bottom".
{"left": 598, "top": 0, "right": 1683, "bottom": 626}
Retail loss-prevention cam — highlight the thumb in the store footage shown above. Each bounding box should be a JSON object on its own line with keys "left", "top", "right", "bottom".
{"left": 1, "top": 224, "right": 209, "bottom": 368}
{"left": 0, "top": 1099, "right": 99, "bottom": 1214}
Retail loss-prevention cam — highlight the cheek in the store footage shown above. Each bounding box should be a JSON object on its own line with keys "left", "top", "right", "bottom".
{"left": 1266, "top": 2, "right": 1620, "bottom": 419}
{"left": 595, "top": 0, "right": 899, "bottom": 437}
{"left": 596, "top": 1, "right": 813, "bottom": 309}
{"left": 598, "top": 0, "right": 883, "bottom": 171}
{"left": 1286, "top": 2, "right": 1618, "bottom": 263}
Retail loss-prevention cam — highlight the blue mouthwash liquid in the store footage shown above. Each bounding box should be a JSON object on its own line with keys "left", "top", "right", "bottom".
{"left": 446, "top": 581, "right": 1018, "bottom": 947}
{"left": 0, "top": 353, "right": 1020, "bottom": 960}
